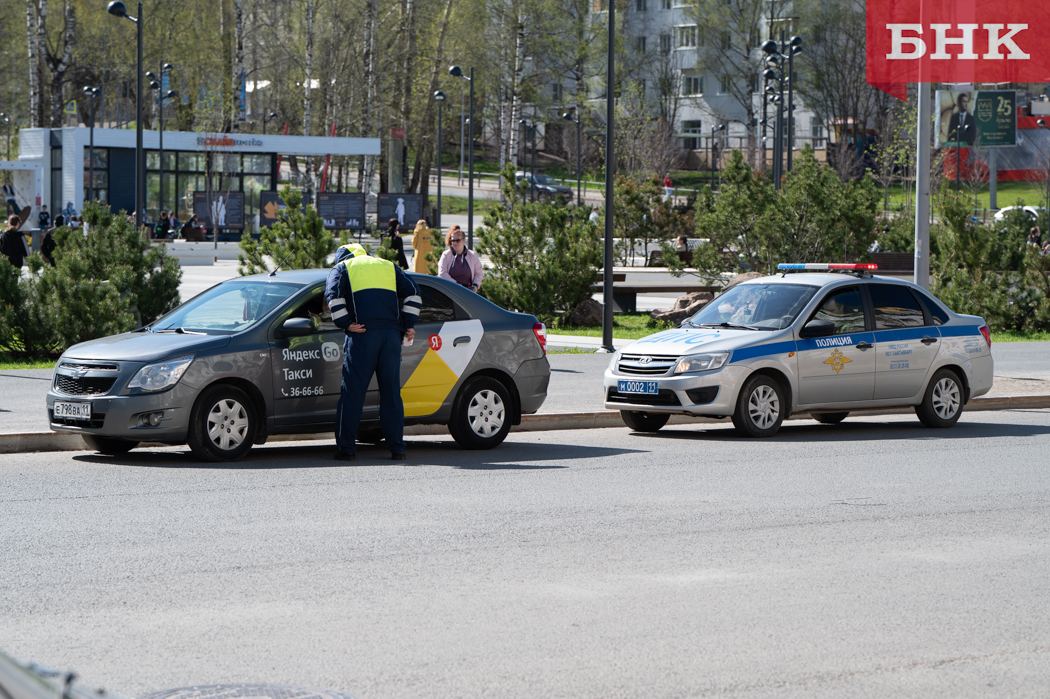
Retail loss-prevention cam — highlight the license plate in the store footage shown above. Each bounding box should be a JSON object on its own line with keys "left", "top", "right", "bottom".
{"left": 618, "top": 380, "right": 659, "bottom": 395}
{"left": 54, "top": 401, "right": 91, "bottom": 419}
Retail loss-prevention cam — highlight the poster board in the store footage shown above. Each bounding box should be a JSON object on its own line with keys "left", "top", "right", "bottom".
{"left": 192, "top": 191, "right": 245, "bottom": 228}
{"left": 937, "top": 90, "right": 1017, "bottom": 148}
{"left": 377, "top": 193, "right": 423, "bottom": 229}
{"left": 316, "top": 192, "right": 366, "bottom": 230}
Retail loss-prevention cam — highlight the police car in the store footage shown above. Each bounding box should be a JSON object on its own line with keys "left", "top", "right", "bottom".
{"left": 46, "top": 271, "right": 550, "bottom": 460}
{"left": 604, "top": 264, "right": 993, "bottom": 437}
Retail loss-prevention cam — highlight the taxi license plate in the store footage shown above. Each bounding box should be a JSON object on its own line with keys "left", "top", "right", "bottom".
{"left": 618, "top": 380, "right": 658, "bottom": 395}
{"left": 54, "top": 401, "right": 92, "bottom": 419}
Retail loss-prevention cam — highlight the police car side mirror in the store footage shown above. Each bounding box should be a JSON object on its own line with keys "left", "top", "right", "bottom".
{"left": 276, "top": 317, "right": 316, "bottom": 338}
{"left": 799, "top": 319, "right": 835, "bottom": 339}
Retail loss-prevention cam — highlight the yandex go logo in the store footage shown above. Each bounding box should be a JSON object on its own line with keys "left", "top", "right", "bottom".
{"left": 866, "top": 1, "right": 1050, "bottom": 100}
{"left": 886, "top": 24, "right": 1029, "bottom": 60}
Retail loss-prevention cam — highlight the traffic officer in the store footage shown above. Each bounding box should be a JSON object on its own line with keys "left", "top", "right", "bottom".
{"left": 325, "top": 243, "right": 422, "bottom": 461}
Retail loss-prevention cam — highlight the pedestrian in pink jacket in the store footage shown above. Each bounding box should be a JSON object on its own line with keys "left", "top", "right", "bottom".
{"left": 437, "top": 225, "right": 484, "bottom": 293}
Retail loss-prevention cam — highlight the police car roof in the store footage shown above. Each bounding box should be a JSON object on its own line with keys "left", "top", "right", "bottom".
{"left": 739, "top": 272, "right": 916, "bottom": 288}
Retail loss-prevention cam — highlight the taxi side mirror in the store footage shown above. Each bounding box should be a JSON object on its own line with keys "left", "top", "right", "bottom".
{"left": 276, "top": 317, "right": 316, "bottom": 338}
{"left": 799, "top": 319, "right": 835, "bottom": 339}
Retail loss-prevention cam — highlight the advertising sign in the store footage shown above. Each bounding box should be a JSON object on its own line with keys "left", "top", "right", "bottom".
{"left": 377, "top": 193, "right": 423, "bottom": 229}
{"left": 937, "top": 90, "right": 1016, "bottom": 147}
{"left": 193, "top": 191, "right": 245, "bottom": 228}
{"left": 866, "top": 2, "right": 1050, "bottom": 99}
{"left": 316, "top": 192, "right": 366, "bottom": 230}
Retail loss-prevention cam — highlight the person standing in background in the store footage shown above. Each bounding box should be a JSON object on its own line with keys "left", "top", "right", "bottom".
{"left": 438, "top": 225, "right": 484, "bottom": 293}
{"left": 387, "top": 217, "right": 409, "bottom": 270}
{"left": 411, "top": 219, "right": 433, "bottom": 274}
{"left": 38, "top": 205, "right": 51, "bottom": 229}
{"left": 1, "top": 215, "right": 28, "bottom": 268}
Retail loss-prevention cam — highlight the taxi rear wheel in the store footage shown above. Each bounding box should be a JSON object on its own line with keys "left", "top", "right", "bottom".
{"left": 916, "top": 369, "right": 964, "bottom": 428}
{"left": 449, "top": 376, "right": 512, "bottom": 450}
{"left": 812, "top": 412, "right": 849, "bottom": 425}
{"left": 82, "top": 435, "right": 139, "bottom": 456}
{"left": 732, "top": 374, "right": 785, "bottom": 438}
{"left": 621, "top": 411, "right": 670, "bottom": 432}
{"left": 188, "top": 385, "right": 257, "bottom": 462}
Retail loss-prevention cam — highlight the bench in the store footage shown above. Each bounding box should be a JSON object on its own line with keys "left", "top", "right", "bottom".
{"left": 593, "top": 274, "right": 720, "bottom": 312}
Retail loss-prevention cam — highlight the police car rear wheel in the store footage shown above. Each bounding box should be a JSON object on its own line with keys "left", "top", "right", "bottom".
{"left": 916, "top": 369, "right": 963, "bottom": 428}
{"left": 449, "top": 376, "right": 512, "bottom": 450}
{"left": 82, "top": 435, "right": 139, "bottom": 456}
{"left": 621, "top": 411, "right": 670, "bottom": 432}
{"left": 812, "top": 412, "right": 849, "bottom": 425}
{"left": 732, "top": 374, "right": 785, "bottom": 438}
{"left": 188, "top": 385, "right": 257, "bottom": 462}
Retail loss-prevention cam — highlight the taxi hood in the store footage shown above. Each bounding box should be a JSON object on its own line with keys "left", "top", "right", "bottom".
{"left": 63, "top": 331, "right": 232, "bottom": 364}
{"left": 625, "top": 327, "right": 768, "bottom": 356}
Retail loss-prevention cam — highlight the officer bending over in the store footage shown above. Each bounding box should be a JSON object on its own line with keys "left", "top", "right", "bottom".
{"left": 325, "top": 243, "right": 422, "bottom": 460}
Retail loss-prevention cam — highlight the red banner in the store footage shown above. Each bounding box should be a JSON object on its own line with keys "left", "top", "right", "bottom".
{"left": 866, "top": 0, "right": 1050, "bottom": 100}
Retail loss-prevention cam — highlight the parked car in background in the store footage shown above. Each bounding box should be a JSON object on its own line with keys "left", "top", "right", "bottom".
{"left": 515, "top": 172, "right": 574, "bottom": 203}
{"left": 992, "top": 205, "right": 1044, "bottom": 222}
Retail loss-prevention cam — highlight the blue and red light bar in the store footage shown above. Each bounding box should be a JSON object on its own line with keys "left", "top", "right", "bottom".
{"left": 777, "top": 263, "right": 879, "bottom": 271}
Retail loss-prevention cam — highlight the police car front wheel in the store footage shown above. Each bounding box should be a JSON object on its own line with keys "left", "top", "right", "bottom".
{"left": 621, "top": 411, "right": 670, "bottom": 432}
{"left": 732, "top": 374, "right": 786, "bottom": 438}
{"left": 915, "top": 369, "right": 964, "bottom": 428}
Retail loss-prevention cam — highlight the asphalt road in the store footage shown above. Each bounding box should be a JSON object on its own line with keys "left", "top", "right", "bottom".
{"left": 2, "top": 409, "right": 1049, "bottom": 698}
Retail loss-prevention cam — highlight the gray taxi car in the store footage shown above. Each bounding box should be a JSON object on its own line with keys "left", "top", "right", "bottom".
{"left": 46, "top": 270, "right": 550, "bottom": 461}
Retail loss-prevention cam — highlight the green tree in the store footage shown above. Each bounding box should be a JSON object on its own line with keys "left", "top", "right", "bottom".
{"left": 238, "top": 186, "right": 336, "bottom": 274}
{"left": 477, "top": 166, "right": 601, "bottom": 326}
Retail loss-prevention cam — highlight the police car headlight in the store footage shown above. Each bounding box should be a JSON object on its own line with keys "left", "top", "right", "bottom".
{"left": 673, "top": 352, "right": 729, "bottom": 374}
{"left": 127, "top": 355, "right": 194, "bottom": 393}
{"left": 607, "top": 351, "right": 621, "bottom": 371}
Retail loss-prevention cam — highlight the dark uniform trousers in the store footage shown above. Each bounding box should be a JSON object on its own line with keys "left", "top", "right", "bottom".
{"left": 335, "top": 328, "right": 405, "bottom": 455}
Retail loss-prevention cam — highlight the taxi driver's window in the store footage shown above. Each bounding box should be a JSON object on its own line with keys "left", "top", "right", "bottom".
{"left": 869, "top": 284, "right": 925, "bottom": 329}
{"left": 418, "top": 286, "right": 457, "bottom": 323}
{"left": 812, "top": 288, "right": 865, "bottom": 335}
{"left": 287, "top": 291, "right": 337, "bottom": 332}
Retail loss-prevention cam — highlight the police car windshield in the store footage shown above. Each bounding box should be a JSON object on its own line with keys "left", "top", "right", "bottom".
{"left": 689, "top": 283, "right": 817, "bottom": 330}
{"left": 150, "top": 280, "right": 302, "bottom": 335}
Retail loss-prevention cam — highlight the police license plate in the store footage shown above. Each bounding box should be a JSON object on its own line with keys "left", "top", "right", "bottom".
{"left": 618, "top": 380, "right": 659, "bottom": 395}
{"left": 53, "top": 401, "right": 91, "bottom": 419}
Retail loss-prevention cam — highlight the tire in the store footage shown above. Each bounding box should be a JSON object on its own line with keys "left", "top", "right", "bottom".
{"left": 812, "top": 412, "right": 849, "bottom": 425}
{"left": 732, "top": 374, "right": 786, "bottom": 438}
{"left": 81, "top": 434, "right": 139, "bottom": 455}
{"left": 448, "top": 376, "right": 513, "bottom": 450}
{"left": 621, "top": 410, "right": 670, "bottom": 432}
{"left": 187, "top": 384, "right": 258, "bottom": 462}
{"left": 915, "top": 369, "right": 964, "bottom": 428}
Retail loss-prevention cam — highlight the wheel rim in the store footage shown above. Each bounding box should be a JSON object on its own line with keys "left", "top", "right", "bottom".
{"left": 931, "top": 377, "right": 960, "bottom": 419}
{"left": 466, "top": 389, "right": 505, "bottom": 438}
{"left": 207, "top": 398, "right": 250, "bottom": 450}
{"left": 748, "top": 385, "right": 780, "bottom": 429}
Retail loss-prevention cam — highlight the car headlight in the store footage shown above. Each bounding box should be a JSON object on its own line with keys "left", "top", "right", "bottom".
{"left": 127, "top": 355, "right": 194, "bottom": 393}
{"left": 673, "top": 352, "right": 729, "bottom": 374}
{"left": 607, "top": 351, "right": 622, "bottom": 371}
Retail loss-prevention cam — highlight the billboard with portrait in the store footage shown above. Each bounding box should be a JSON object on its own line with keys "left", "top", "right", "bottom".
{"left": 937, "top": 90, "right": 1016, "bottom": 148}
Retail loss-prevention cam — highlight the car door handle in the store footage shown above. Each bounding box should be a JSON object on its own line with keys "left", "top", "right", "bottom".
{"left": 921, "top": 336, "right": 938, "bottom": 345}
{"left": 453, "top": 336, "right": 471, "bottom": 347}
{"left": 856, "top": 342, "right": 874, "bottom": 350}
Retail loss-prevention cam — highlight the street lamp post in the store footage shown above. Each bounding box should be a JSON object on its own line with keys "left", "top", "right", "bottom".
{"left": 148, "top": 64, "right": 177, "bottom": 215}
{"left": 710, "top": 123, "right": 726, "bottom": 190}
{"left": 955, "top": 123, "right": 970, "bottom": 192}
{"left": 434, "top": 90, "right": 446, "bottom": 230}
{"left": 1037, "top": 120, "right": 1050, "bottom": 212}
{"left": 262, "top": 111, "right": 278, "bottom": 135}
{"left": 449, "top": 65, "right": 475, "bottom": 248}
{"left": 107, "top": 1, "right": 144, "bottom": 227}
{"left": 82, "top": 87, "right": 102, "bottom": 203}
{"left": 786, "top": 36, "right": 802, "bottom": 172}
{"left": 601, "top": 0, "right": 616, "bottom": 353}
{"left": 562, "top": 110, "right": 582, "bottom": 205}
{"left": 520, "top": 119, "right": 537, "bottom": 202}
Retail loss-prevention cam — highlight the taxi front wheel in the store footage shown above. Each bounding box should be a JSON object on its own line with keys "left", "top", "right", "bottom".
{"left": 621, "top": 411, "right": 670, "bottom": 432}
{"left": 449, "top": 376, "right": 512, "bottom": 450}
{"left": 188, "top": 384, "right": 258, "bottom": 462}
{"left": 915, "top": 369, "right": 964, "bottom": 428}
{"left": 732, "top": 374, "right": 785, "bottom": 438}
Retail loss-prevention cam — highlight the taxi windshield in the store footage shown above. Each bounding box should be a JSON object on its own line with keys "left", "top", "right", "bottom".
{"left": 149, "top": 280, "right": 302, "bottom": 335}
{"left": 686, "top": 283, "right": 817, "bottom": 330}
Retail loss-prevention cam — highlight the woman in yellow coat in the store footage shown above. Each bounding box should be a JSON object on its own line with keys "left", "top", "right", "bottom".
{"left": 411, "top": 219, "right": 433, "bottom": 274}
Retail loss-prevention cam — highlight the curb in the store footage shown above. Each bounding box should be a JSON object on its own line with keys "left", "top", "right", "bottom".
{"left": 2, "top": 395, "right": 1048, "bottom": 455}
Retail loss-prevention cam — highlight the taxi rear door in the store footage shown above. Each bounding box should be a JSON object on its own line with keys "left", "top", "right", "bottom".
{"left": 795, "top": 286, "right": 876, "bottom": 405}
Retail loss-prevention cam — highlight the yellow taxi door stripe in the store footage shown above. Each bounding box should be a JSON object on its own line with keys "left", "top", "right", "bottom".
{"left": 402, "top": 349, "right": 460, "bottom": 417}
